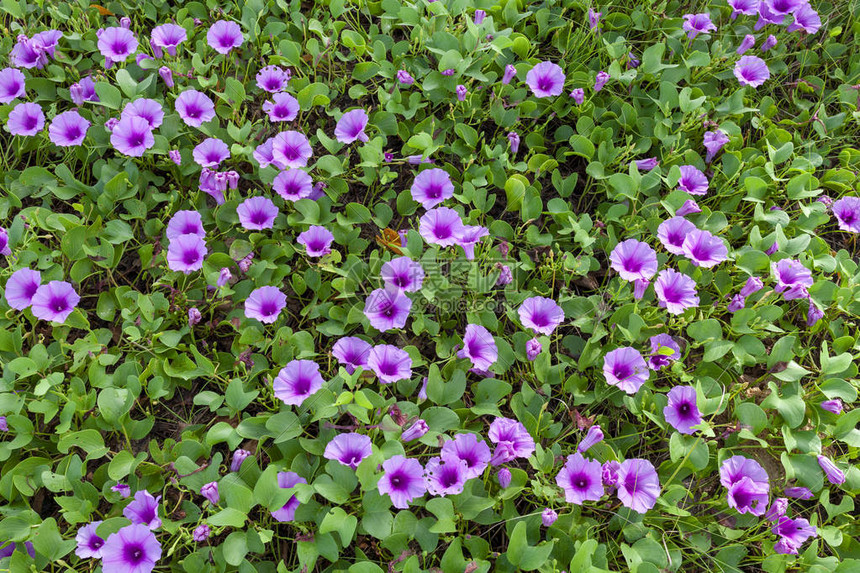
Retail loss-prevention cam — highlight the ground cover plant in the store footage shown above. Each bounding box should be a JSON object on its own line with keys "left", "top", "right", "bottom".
{"left": 0, "top": 0, "right": 859, "bottom": 571}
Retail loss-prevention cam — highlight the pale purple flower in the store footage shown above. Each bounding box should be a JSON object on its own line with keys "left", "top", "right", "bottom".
{"left": 658, "top": 216, "right": 697, "bottom": 255}
{"left": 401, "top": 420, "right": 428, "bottom": 442}
{"left": 507, "top": 131, "right": 520, "bottom": 154}
{"left": 526, "top": 337, "right": 542, "bottom": 361}
{"left": 740, "top": 276, "right": 764, "bottom": 297}
{"left": 175, "top": 90, "right": 215, "bottom": 127}
{"left": 603, "top": 347, "right": 649, "bottom": 394}
{"left": 419, "top": 207, "right": 465, "bottom": 247}
{"left": 231, "top": 449, "right": 251, "bottom": 472}
{"left": 664, "top": 386, "right": 702, "bottom": 434}
{"left": 30, "top": 281, "right": 80, "bottom": 323}
{"left": 765, "top": 497, "right": 788, "bottom": 522}
{"left": 610, "top": 239, "right": 658, "bottom": 282}
{"left": 457, "top": 225, "right": 489, "bottom": 260}
{"left": 110, "top": 116, "right": 154, "bottom": 157}
{"left": 411, "top": 168, "right": 454, "bottom": 209}
{"left": 297, "top": 225, "right": 335, "bottom": 257}
{"left": 112, "top": 483, "right": 131, "bottom": 498}
{"left": 274, "top": 360, "right": 324, "bottom": 406}
{"left": 10, "top": 35, "right": 45, "bottom": 69}
{"left": 397, "top": 70, "right": 414, "bottom": 85}
{"left": 784, "top": 486, "right": 813, "bottom": 500}
{"left": 677, "top": 165, "right": 709, "bottom": 195}
{"left": 675, "top": 199, "right": 701, "bottom": 216}
{"left": 593, "top": 71, "right": 610, "bottom": 92}
{"left": 526, "top": 61, "right": 565, "bottom": 98}
{"left": 324, "top": 433, "right": 373, "bottom": 469}
{"left": 720, "top": 456, "right": 770, "bottom": 515}
{"left": 332, "top": 337, "right": 372, "bottom": 374}
{"left": 488, "top": 417, "right": 535, "bottom": 465}
{"left": 364, "top": 287, "right": 411, "bottom": 331}
{"left": 762, "top": 34, "right": 778, "bottom": 51}
{"left": 98, "top": 27, "right": 138, "bottom": 68}
{"left": 187, "top": 307, "right": 201, "bottom": 326}
{"left": 577, "top": 425, "right": 604, "bottom": 453}
{"left": 200, "top": 482, "right": 219, "bottom": 505}
{"left": 457, "top": 324, "right": 498, "bottom": 372}
{"left": 817, "top": 455, "right": 845, "bottom": 485}
{"left": 192, "top": 138, "right": 230, "bottom": 167}
{"left": 682, "top": 229, "right": 728, "bottom": 268}
{"left": 654, "top": 269, "right": 699, "bottom": 314}
{"left": 497, "top": 468, "right": 512, "bottom": 488}
{"left": 100, "top": 524, "right": 161, "bottom": 573}
{"left": 518, "top": 296, "right": 564, "bottom": 336}
{"left": 820, "top": 399, "right": 843, "bottom": 415}
{"left": 272, "top": 130, "right": 313, "bottom": 168}
{"left": 0, "top": 68, "right": 26, "bottom": 103}
{"left": 496, "top": 264, "right": 513, "bottom": 286}
{"left": 263, "top": 92, "right": 300, "bottom": 122}
{"left": 616, "top": 459, "right": 661, "bottom": 513}
{"left": 570, "top": 88, "right": 585, "bottom": 104}
{"left": 378, "top": 456, "right": 425, "bottom": 508}
{"left": 335, "top": 109, "right": 369, "bottom": 143}
{"left": 424, "top": 456, "right": 469, "bottom": 497}
{"left": 151, "top": 23, "right": 187, "bottom": 56}
{"left": 704, "top": 129, "right": 730, "bottom": 162}
{"left": 70, "top": 76, "right": 98, "bottom": 106}
{"left": 272, "top": 168, "right": 314, "bottom": 201}
{"left": 49, "top": 110, "right": 90, "bottom": 146}
{"left": 207, "top": 20, "right": 243, "bottom": 54}
{"left": 541, "top": 508, "right": 558, "bottom": 527}
{"left": 787, "top": 5, "right": 820, "bottom": 34}
{"left": 4, "top": 268, "right": 41, "bottom": 310}
{"left": 441, "top": 433, "right": 491, "bottom": 480}
{"left": 166, "top": 210, "right": 204, "bottom": 241}
{"left": 734, "top": 56, "right": 770, "bottom": 87}
{"left": 244, "top": 286, "right": 287, "bottom": 324}
{"left": 6, "top": 102, "right": 45, "bottom": 136}
{"left": 773, "top": 516, "right": 817, "bottom": 554}
{"left": 381, "top": 257, "right": 425, "bottom": 292}
{"left": 807, "top": 299, "right": 824, "bottom": 326}
{"left": 271, "top": 471, "right": 306, "bottom": 521}
{"left": 456, "top": 84, "right": 467, "bottom": 101}
{"left": 588, "top": 8, "right": 601, "bottom": 31}
{"left": 367, "top": 344, "right": 412, "bottom": 384}
{"left": 556, "top": 452, "right": 604, "bottom": 504}
{"left": 737, "top": 34, "right": 756, "bottom": 55}
{"left": 501, "top": 64, "right": 517, "bottom": 84}
{"left": 831, "top": 197, "right": 860, "bottom": 233}
{"left": 192, "top": 525, "right": 210, "bottom": 542}
{"left": 728, "top": 0, "right": 760, "bottom": 19}
{"left": 123, "top": 490, "right": 162, "bottom": 530}
{"left": 237, "top": 197, "right": 278, "bottom": 230}
{"left": 474, "top": 9, "right": 486, "bottom": 24}
{"left": 772, "top": 259, "right": 813, "bottom": 297}
{"left": 755, "top": 2, "right": 787, "bottom": 29}
{"left": 682, "top": 13, "right": 717, "bottom": 39}
{"left": 256, "top": 66, "right": 290, "bottom": 92}
{"left": 634, "top": 157, "right": 658, "bottom": 170}
{"left": 166, "top": 234, "right": 206, "bottom": 274}
{"left": 74, "top": 521, "right": 106, "bottom": 559}
{"left": 648, "top": 334, "right": 680, "bottom": 370}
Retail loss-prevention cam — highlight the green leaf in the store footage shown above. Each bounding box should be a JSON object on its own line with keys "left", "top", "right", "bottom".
{"left": 506, "top": 521, "right": 554, "bottom": 571}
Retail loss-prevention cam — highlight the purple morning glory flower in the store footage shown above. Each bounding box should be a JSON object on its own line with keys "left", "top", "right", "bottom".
{"left": 648, "top": 334, "right": 680, "bottom": 371}
{"left": 273, "top": 130, "right": 313, "bottom": 168}
{"left": 381, "top": 257, "right": 425, "bottom": 292}
{"left": 755, "top": 1, "right": 787, "bottom": 29}
{"left": 603, "top": 347, "right": 649, "bottom": 394}
{"left": 817, "top": 455, "right": 845, "bottom": 485}
{"left": 677, "top": 165, "right": 709, "bottom": 195}
{"left": 784, "top": 486, "right": 813, "bottom": 500}
{"left": 740, "top": 276, "right": 764, "bottom": 298}
{"left": 419, "top": 207, "right": 465, "bottom": 247}
{"left": 237, "top": 197, "right": 278, "bottom": 230}
{"left": 110, "top": 116, "right": 154, "bottom": 157}
{"left": 0, "top": 68, "right": 26, "bottom": 103}
{"left": 10, "top": 35, "right": 43, "bottom": 69}
{"left": 324, "top": 432, "right": 372, "bottom": 469}
{"left": 70, "top": 76, "right": 98, "bottom": 106}
{"left": 367, "top": 344, "right": 412, "bottom": 384}
{"left": 610, "top": 239, "right": 658, "bottom": 282}
{"left": 773, "top": 516, "right": 817, "bottom": 554}
{"left": 401, "top": 419, "right": 428, "bottom": 442}
{"left": 112, "top": 483, "right": 131, "bottom": 498}
{"left": 787, "top": 4, "right": 820, "bottom": 34}
{"left": 187, "top": 307, "right": 201, "bottom": 326}
{"left": 97, "top": 27, "right": 138, "bottom": 69}
{"left": 273, "top": 168, "right": 314, "bottom": 201}
{"left": 588, "top": 8, "right": 601, "bottom": 31}
{"left": 332, "top": 337, "right": 372, "bottom": 374}
{"left": 150, "top": 23, "right": 187, "bottom": 56}
{"left": 4, "top": 268, "right": 41, "bottom": 310}
{"left": 772, "top": 259, "right": 813, "bottom": 299}
{"left": 526, "top": 61, "right": 565, "bottom": 98}
{"left": 820, "top": 399, "right": 843, "bottom": 415}
{"left": 49, "top": 110, "right": 90, "bottom": 147}
{"left": 441, "top": 433, "right": 491, "bottom": 480}
{"left": 765, "top": 497, "right": 788, "bottom": 522}
{"left": 541, "top": 508, "right": 558, "bottom": 527}
{"left": 831, "top": 197, "right": 860, "bottom": 233}
{"left": 0, "top": 542, "right": 34, "bottom": 559}
{"left": 704, "top": 129, "right": 730, "bottom": 162}
{"left": 378, "top": 455, "right": 425, "bottom": 508}
{"left": 737, "top": 34, "right": 756, "bottom": 55}
{"left": 728, "top": 0, "right": 760, "bottom": 19}
{"left": 556, "top": 452, "right": 604, "bottom": 504}
{"left": 577, "top": 425, "right": 604, "bottom": 453}
{"left": 0, "top": 227, "right": 10, "bottom": 256}
{"left": 526, "top": 337, "right": 542, "bottom": 361}
{"left": 634, "top": 157, "right": 659, "bottom": 170}
{"left": 570, "top": 88, "right": 585, "bottom": 104}
{"left": 457, "top": 324, "right": 498, "bottom": 372}
{"left": 675, "top": 199, "right": 701, "bottom": 217}
{"left": 335, "top": 109, "right": 369, "bottom": 143}
{"left": 166, "top": 234, "right": 206, "bottom": 274}
{"left": 123, "top": 490, "right": 162, "bottom": 530}
{"left": 256, "top": 65, "right": 290, "bottom": 92}
{"left": 682, "top": 13, "right": 717, "bottom": 39}
{"left": 658, "top": 216, "right": 697, "bottom": 255}
{"left": 518, "top": 296, "right": 564, "bottom": 336}
{"left": 456, "top": 84, "right": 467, "bottom": 101}
{"left": 207, "top": 20, "right": 243, "bottom": 54}
{"left": 593, "top": 71, "right": 610, "bottom": 92}
{"left": 297, "top": 225, "right": 335, "bottom": 257}
{"left": 397, "top": 70, "right": 414, "bottom": 85}
{"left": 274, "top": 360, "right": 324, "bottom": 406}
{"left": 474, "top": 9, "right": 486, "bottom": 24}
{"left": 411, "top": 168, "right": 454, "bottom": 209}
{"left": 501, "top": 64, "right": 517, "bottom": 84}
{"left": 424, "top": 456, "right": 469, "bottom": 497}
{"left": 664, "top": 386, "right": 702, "bottom": 434}
{"left": 364, "top": 287, "right": 412, "bottom": 331}
{"left": 30, "top": 281, "right": 80, "bottom": 323}
{"left": 100, "top": 524, "right": 161, "bottom": 573}
{"left": 654, "top": 269, "right": 699, "bottom": 314}
{"left": 192, "top": 138, "right": 230, "bottom": 167}
{"left": 488, "top": 417, "right": 535, "bottom": 465}
{"left": 200, "top": 482, "right": 219, "bottom": 505}
{"left": 263, "top": 92, "right": 300, "bottom": 122}
{"left": 456, "top": 225, "right": 489, "bottom": 260}
{"left": 497, "top": 468, "right": 512, "bottom": 488}
{"left": 681, "top": 229, "right": 728, "bottom": 268}
{"left": 507, "top": 131, "right": 520, "bottom": 154}
{"left": 244, "top": 286, "right": 287, "bottom": 324}
{"left": 192, "top": 524, "right": 210, "bottom": 542}
{"left": 166, "top": 210, "right": 204, "bottom": 241}
{"left": 720, "top": 456, "right": 770, "bottom": 515}
{"left": 175, "top": 90, "right": 215, "bottom": 127}
{"left": 735, "top": 56, "right": 770, "bottom": 87}
{"left": 633, "top": 278, "right": 649, "bottom": 300}
{"left": 766, "top": 0, "right": 806, "bottom": 17}
{"left": 271, "top": 471, "right": 307, "bottom": 521}
{"left": 121, "top": 99, "right": 163, "bottom": 130}
{"left": 254, "top": 137, "right": 279, "bottom": 168}
{"left": 6, "top": 102, "right": 45, "bottom": 136}
{"left": 616, "top": 459, "right": 660, "bottom": 513}
{"left": 74, "top": 521, "right": 105, "bottom": 559}
{"left": 231, "top": 449, "right": 251, "bottom": 472}
{"left": 762, "top": 34, "right": 778, "bottom": 51}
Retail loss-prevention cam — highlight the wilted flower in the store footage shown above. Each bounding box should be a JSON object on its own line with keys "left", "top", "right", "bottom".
{"left": 207, "top": 20, "right": 243, "bottom": 54}
{"left": 367, "top": 344, "right": 413, "bottom": 384}
{"left": 244, "top": 286, "right": 287, "bottom": 324}
{"left": 734, "top": 56, "right": 770, "bottom": 87}
{"left": 187, "top": 307, "right": 201, "bottom": 326}
{"left": 784, "top": 486, "right": 813, "bottom": 500}
{"left": 497, "top": 468, "right": 512, "bottom": 488}
{"left": 526, "top": 61, "right": 565, "bottom": 98}
{"left": 401, "top": 419, "right": 429, "bottom": 442}
{"left": 682, "top": 13, "right": 717, "bottom": 39}
{"left": 507, "top": 131, "right": 520, "bottom": 154}
{"left": 31, "top": 281, "right": 80, "bottom": 323}
{"left": 556, "top": 452, "right": 604, "bottom": 504}
{"left": 324, "top": 433, "right": 372, "bottom": 469}
{"left": 192, "top": 524, "right": 210, "bottom": 542}
{"left": 616, "top": 459, "right": 660, "bottom": 513}
{"left": 593, "top": 71, "right": 610, "bottom": 92}
{"left": 634, "top": 157, "right": 659, "bottom": 170}
{"left": 657, "top": 216, "right": 697, "bottom": 255}
{"left": 817, "top": 455, "right": 845, "bottom": 485}
{"left": 518, "top": 296, "right": 564, "bottom": 335}
{"left": 488, "top": 417, "right": 535, "bottom": 465}
{"left": 807, "top": 299, "right": 824, "bottom": 326}
{"left": 112, "top": 483, "right": 131, "bottom": 498}
{"left": 441, "top": 68, "right": 455, "bottom": 76}
{"left": 740, "top": 276, "right": 764, "bottom": 298}
{"left": 101, "top": 524, "right": 161, "bottom": 573}
{"left": 610, "top": 239, "right": 658, "bottom": 282}
{"left": 588, "top": 8, "right": 601, "bottom": 31}
{"left": 496, "top": 264, "right": 513, "bottom": 286}
{"left": 397, "top": 70, "right": 414, "bottom": 85}
{"left": 526, "top": 337, "right": 542, "bottom": 361}
{"left": 411, "top": 168, "right": 454, "bottom": 209}
{"left": 703, "top": 129, "right": 730, "bottom": 162}
{"left": 677, "top": 165, "right": 709, "bottom": 195}
{"left": 217, "top": 267, "right": 232, "bottom": 287}
{"left": 541, "top": 508, "right": 558, "bottom": 526}
{"left": 570, "top": 87, "right": 585, "bottom": 104}
{"left": 603, "top": 347, "right": 649, "bottom": 394}
{"left": 728, "top": 294, "right": 745, "bottom": 312}
{"left": 654, "top": 269, "right": 699, "bottom": 314}
{"left": 271, "top": 471, "right": 306, "bottom": 521}
{"left": 168, "top": 149, "right": 181, "bottom": 165}
{"left": 274, "top": 360, "right": 324, "bottom": 406}
{"left": 473, "top": 9, "right": 486, "bottom": 24}
{"left": 377, "top": 455, "right": 426, "bottom": 508}
{"left": 633, "top": 278, "right": 649, "bottom": 300}
{"left": 765, "top": 497, "right": 788, "bottom": 522}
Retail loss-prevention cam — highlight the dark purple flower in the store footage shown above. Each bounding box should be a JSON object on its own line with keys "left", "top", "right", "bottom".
{"left": 518, "top": 296, "right": 564, "bottom": 336}
{"left": 4, "top": 268, "right": 41, "bottom": 310}
{"left": 0, "top": 68, "right": 26, "bottom": 103}
{"left": 31, "top": 281, "right": 80, "bottom": 323}
{"left": 367, "top": 344, "right": 412, "bottom": 384}
{"left": 456, "top": 225, "right": 489, "bottom": 260}
{"left": 231, "top": 449, "right": 251, "bottom": 472}
{"left": 772, "top": 259, "right": 813, "bottom": 298}
{"left": 237, "top": 196, "right": 278, "bottom": 230}
{"left": 411, "top": 168, "right": 454, "bottom": 209}
{"left": 101, "top": 524, "right": 161, "bottom": 573}
{"left": 166, "top": 234, "right": 206, "bottom": 274}
{"left": 419, "top": 207, "right": 465, "bottom": 247}
{"left": 704, "top": 129, "right": 730, "bottom": 162}
{"left": 675, "top": 199, "right": 701, "bottom": 217}
{"left": 831, "top": 197, "right": 860, "bottom": 233}
{"left": 98, "top": 27, "right": 138, "bottom": 69}
{"left": 762, "top": 34, "right": 778, "bottom": 51}
{"left": 151, "top": 23, "right": 186, "bottom": 56}
{"left": 501, "top": 64, "right": 517, "bottom": 84}
{"left": 488, "top": 417, "right": 535, "bottom": 465}
{"left": 593, "top": 71, "right": 610, "bottom": 92}
{"left": 664, "top": 386, "right": 702, "bottom": 434}
{"left": 273, "top": 168, "right": 313, "bottom": 201}
{"left": 720, "top": 456, "right": 770, "bottom": 515}
{"left": 335, "top": 109, "right": 369, "bottom": 143}
{"left": 271, "top": 471, "right": 306, "bottom": 521}
{"left": 166, "top": 210, "right": 204, "bottom": 241}
{"left": 677, "top": 165, "right": 709, "bottom": 195}
{"left": 682, "top": 229, "right": 728, "bottom": 268}
{"left": 192, "top": 138, "right": 230, "bottom": 167}
{"left": 728, "top": 0, "right": 759, "bottom": 19}
{"left": 610, "top": 239, "right": 658, "bottom": 282}
{"left": 784, "top": 486, "right": 813, "bottom": 500}
{"left": 207, "top": 20, "right": 243, "bottom": 54}
{"left": 526, "top": 61, "right": 565, "bottom": 98}
{"left": 324, "top": 432, "right": 372, "bottom": 469}
{"left": 820, "top": 399, "right": 843, "bottom": 415}
{"left": 457, "top": 324, "right": 498, "bottom": 372}
{"left": 263, "top": 92, "right": 299, "bottom": 122}
{"left": 735, "top": 56, "right": 770, "bottom": 87}
{"left": 526, "top": 337, "right": 542, "bottom": 361}
{"left": 658, "top": 216, "right": 697, "bottom": 255}
{"left": 634, "top": 157, "right": 659, "bottom": 170}
{"left": 380, "top": 257, "right": 424, "bottom": 292}
{"left": 773, "top": 516, "right": 817, "bottom": 554}
{"left": 397, "top": 70, "right": 414, "bottom": 85}
{"left": 378, "top": 455, "right": 425, "bottom": 508}
{"left": 737, "top": 34, "right": 756, "bottom": 56}
{"left": 556, "top": 452, "right": 604, "bottom": 504}
{"left": 192, "top": 524, "right": 210, "bottom": 542}
{"left": 616, "top": 459, "right": 660, "bottom": 513}
{"left": 297, "top": 225, "right": 335, "bottom": 257}
{"left": 654, "top": 269, "right": 699, "bottom": 314}
{"left": 441, "top": 433, "right": 491, "bottom": 480}
{"left": 648, "top": 334, "right": 680, "bottom": 370}
{"left": 6, "top": 102, "right": 45, "bottom": 136}
{"left": 401, "top": 419, "right": 428, "bottom": 442}
{"left": 603, "top": 347, "right": 649, "bottom": 394}
{"left": 200, "top": 482, "right": 219, "bottom": 505}
{"left": 274, "top": 360, "right": 324, "bottom": 406}
{"left": 49, "top": 110, "right": 90, "bottom": 146}
{"left": 424, "top": 456, "right": 469, "bottom": 496}
{"left": 332, "top": 337, "right": 372, "bottom": 374}
{"left": 244, "top": 286, "right": 286, "bottom": 323}
{"left": 257, "top": 66, "right": 290, "bottom": 92}
{"left": 175, "top": 90, "right": 215, "bottom": 127}
{"left": 682, "top": 13, "right": 717, "bottom": 39}
{"left": 75, "top": 521, "right": 106, "bottom": 559}
{"left": 123, "top": 490, "right": 162, "bottom": 530}
{"left": 817, "top": 455, "right": 845, "bottom": 485}
{"left": 187, "top": 307, "right": 201, "bottom": 326}
{"left": 273, "top": 130, "right": 313, "bottom": 168}
{"left": 111, "top": 116, "right": 154, "bottom": 157}
{"left": 577, "top": 425, "right": 604, "bottom": 453}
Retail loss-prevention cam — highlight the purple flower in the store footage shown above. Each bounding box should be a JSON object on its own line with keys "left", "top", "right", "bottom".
{"left": 273, "top": 130, "right": 313, "bottom": 168}
{"left": 657, "top": 216, "right": 697, "bottom": 255}
{"left": 755, "top": 2, "right": 786, "bottom": 29}
{"left": 610, "top": 239, "right": 658, "bottom": 282}
{"left": 175, "top": 90, "right": 215, "bottom": 127}
{"left": 207, "top": 20, "right": 243, "bottom": 54}
{"left": 6, "top": 102, "right": 45, "bottom": 136}
{"left": 817, "top": 455, "right": 845, "bottom": 485}
{"left": 496, "top": 264, "right": 513, "bottom": 286}
{"left": 648, "top": 334, "right": 680, "bottom": 370}
{"left": 766, "top": 241, "right": 779, "bottom": 255}
{"left": 297, "top": 225, "right": 335, "bottom": 257}
{"left": 200, "top": 482, "right": 219, "bottom": 505}
{"left": 541, "top": 508, "right": 558, "bottom": 527}
{"left": 110, "top": 116, "right": 154, "bottom": 157}
{"left": 772, "top": 259, "right": 813, "bottom": 298}
{"left": 254, "top": 138, "right": 278, "bottom": 168}
{"left": 49, "top": 110, "right": 90, "bottom": 146}
{"left": 407, "top": 154, "right": 434, "bottom": 164}
{"left": 192, "top": 138, "right": 230, "bottom": 167}
{"left": 419, "top": 207, "right": 465, "bottom": 247}
{"left": 367, "top": 344, "right": 412, "bottom": 384}
{"left": 675, "top": 199, "right": 701, "bottom": 217}
{"left": 75, "top": 521, "right": 106, "bottom": 558}
{"left": 762, "top": 34, "right": 778, "bottom": 51}
{"left": 456, "top": 84, "right": 467, "bottom": 101}
{"left": 124, "top": 490, "right": 162, "bottom": 530}
{"left": 664, "top": 386, "right": 702, "bottom": 434}
{"left": 720, "top": 456, "right": 770, "bottom": 515}
{"left": 263, "top": 92, "right": 300, "bottom": 122}
{"left": 681, "top": 229, "right": 728, "bottom": 268}
{"left": 121, "top": 99, "right": 163, "bottom": 130}
{"left": 187, "top": 307, "right": 201, "bottom": 326}
{"left": 31, "top": 281, "right": 80, "bottom": 323}
{"left": 737, "top": 34, "right": 756, "bottom": 56}
{"left": 424, "top": 456, "right": 469, "bottom": 496}
{"left": 70, "top": 76, "right": 98, "bottom": 106}
{"left": 766, "top": 0, "right": 806, "bottom": 17}
{"left": 166, "top": 234, "right": 206, "bottom": 274}
{"left": 98, "top": 27, "right": 138, "bottom": 69}
{"left": 488, "top": 417, "right": 535, "bottom": 465}
{"left": 634, "top": 157, "right": 659, "bottom": 170}
{"left": 518, "top": 296, "right": 564, "bottom": 336}
{"left": 168, "top": 149, "right": 181, "bottom": 165}
{"left": 703, "top": 129, "right": 730, "bottom": 163}
{"left": 4, "top": 268, "right": 41, "bottom": 310}
{"left": 501, "top": 64, "right": 517, "bottom": 84}
{"left": 380, "top": 257, "right": 425, "bottom": 292}
{"left": 397, "top": 70, "right": 414, "bottom": 85}
{"left": 411, "top": 168, "right": 454, "bottom": 209}
{"left": 728, "top": 0, "right": 760, "bottom": 19}
{"left": 633, "top": 278, "right": 649, "bottom": 300}
{"left": 237, "top": 197, "right": 278, "bottom": 230}
{"left": 244, "top": 286, "right": 287, "bottom": 324}
{"left": 507, "top": 131, "right": 520, "bottom": 154}
{"left": 740, "top": 276, "right": 764, "bottom": 297}
{"left": 0, "top": 68, "right": 26, "bottom": 104}
{"left": 166, "top": 210, "right": 204, "bottom": 241}
{"left": 271, "top": 471, "right": 307, "bottom": 521}
{"left": 734, "top": 56, "right": 770, "bottom": 88}
{"left": 820, "top": 399, "right": 843, "bottom": 415}
{"left": 274, "top": 360, "right": 324, "bottom": 406}
{"left": 101, "top": 524, "right": 161, "bottom": 573}
{"left": 112, "top": 483, "right": 131, "bottom": 497}
{"left": 682, "top": 13, "right": 717, "bottom": 39}
{"left": 456, "top": 225, "right": 489, "bottom": 260}
{"left": 729, "top": 294, "right": 746, "bottom": 313}
{"left": 556, "top": 452, "right": 604, "bottom": 504}
{"left": 765, "top": 497, "right": 788, "bottom": 522}
{"left": 335, "top": 109, "right": 369, "bottom": 144}
{"left": 192, "top": 524, "right": 210, "bottom": 542}
{"left": 231, "top": 449, "right": 251, "bottom": 472}
{"left": 807, "top": 299, "right": 824, "bottom": 327}
{"left": 787, "top": 4, "right": 820, "bottom": 34}
{"left": 0, "top": 542, "right": 34, "bottom": 559}
{"left": 603, "top": 347, "right": 649, "bottom": 394}
{"left": 273, "top": 168, "right": 313, "bottom": 201}
{"left": 773, "top": 516, "right": 817, "bottom": 554}
{"left": 570, "top": 88, "right": 585, "bottom": 104}
{"left": 474, "top": 9, "right": 486, "bottom": 24}
{"left": 526, "top": 61, "right": 565, "bottom": 98}
{"left": 324, "top": 432, "right": 373, "bottom": 469}
{"left": 588, "top": 8, "right": 601, "bottom": 31}
{"left": 378, "top": 455, "right": 425, "bottom": 508}
{"left": 616, "top": 459, "right": 660, "bottom": 513}
{"left": 441, "top": 433, "right": 491, "bottom": 480}
{"left": 0, "top": 228, "right": 10, "bottom": 256}
{"left": 831, "top": 197, "right": 860, "bottom": 233}
{"left": 401, "top": 419, "right": 428, "bottom": 442}
{"left": 332, "top": 337, "right": 372, "bottom": 374}
{"left": 577, "top": 425, "right": 604, "bottom": 453}
{"left": 151, "top": 23, "right": 186, "bottom": 56}
{"left": 457, "top": 324, "right": 498, "bottom": 372}
{"left": 784, "top": 486, "right": 813, "bottom": 500}
{"left": 10, "top": 35, "right": 43, "bottom": 69}
{"left": 677, "top": 165, "right": 709, "bottom": 195}
{"left": 593, "top": 71, "right": 610, "bottom": 92}
{"left": 654, "top": 269, "right": 699, "bottom": 314}
{"left": 257, "top": 66, "right": 290, "bottom": 92}
{"left": 497, "top": 468, "right": 512, "bottom": 488}
{"left": 526, "top": 337, "right": 542, "bottom": 361}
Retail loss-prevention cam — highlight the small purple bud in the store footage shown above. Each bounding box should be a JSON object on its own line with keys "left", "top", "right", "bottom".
{"left": 817, "top": 195, "right": 833, "bottom": 208}
{"left": 627, "top": 53, "right": 640, "bottom": 69}
{"left": 507, "top": 131, "right": 520, "bottom": 154}
{"left": 577, "top": 425, "right": 604, "bottom": 453}
{"left": 570, "top": 88, "right": 585, "bottom": 104}
{"left": 398, "top": 229, "right": 408, "bottom": 248}
{"left": 784, "top": 486, "right": 813, "bottom": 500}
{"left": 397, "top": 70, "right": 414, "bottom": 85}
{"left": 740, "top": 277, "right": 764, "bottom": 298}
{"left": 633, "top": 278, "right": 649, "bottom": 300}
{"left": 497, "top": 467, "right": 512, "bottom": 488}
{"left": 193, "top": 524, "right": 211, "bottom": 542}
{"left": 401, "top": 419, "right": 429, "bottom": 442}
{"left": 200, "top": 482, "right": 219, "bottom": 505}
{"left": 217, "top": 267, "right": 232, "bottom": 287}
{"left": 762, "top": 35, "right": 778, "bottom": 52}
{"left": 456, "top": 84, "right": 467, "bottom": 101}
{"left": 765, "top": 242, "right": 778, "bottom": 255}
{"left": 226, "top": 171, "right": 239, "bottom": 190}
{"left": 728, "top": 294, "right": 746, "bottom": 313}
{"left": 70, "top": 83, "right": 85, "bottom": 106}
{"left": 594, "top": 71, "right": 610, "bottom": 92}
{"left": 159, "top": 66, "right": 174, "bottom": 87}
{"left": 526, "top": 338, "right": 542, "bottom": 361}
{"left": 675, "top": 199, "right": 701, "bottom": 217}
{"left": 150, "top": 39, "right": 163, "bottom": 59}
{"left": 820, "top": 399, "right": 843, "bottom": 414}
{"left": 169, "top": 149, "right": 181, "bottom": 165}
{"left": 231, "top": 449, "right": 251, "bottom": 472}
{"left": 737, "top": 34, "right": 756, "bottom": 56}
{"left": 188, "top": 307, "right": 202, "bottom": 326}
{"left": 120, "top": 17, "right": 131, "bottom": 28}
{"left": 441, "top": 68, "right": 455, "bottom": 76}
{"left": 807, "top": 299, "right": 824, "bottom": 326}
{"left": 541, "top": 508, "right": 558, "bottom": 527}
{"left": 817, "top": 455, "right": 845, "bottom": 485}
{"left": 418, "top": 376, "right": 428, "bottom": 401}
{"left": 502, "top": 64, "right": 517, "bottom": 85}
